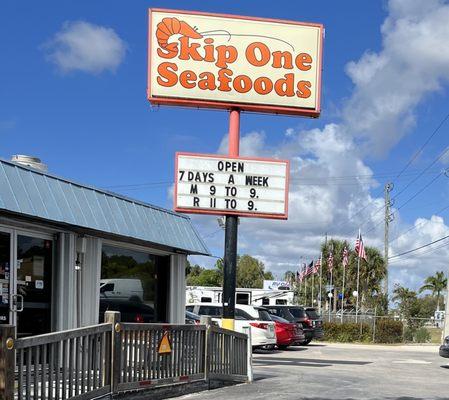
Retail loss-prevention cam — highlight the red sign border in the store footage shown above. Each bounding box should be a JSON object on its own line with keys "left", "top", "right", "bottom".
{"left": 174, "top": 152, "right": 290, "bottom": 220}
{"left": 148, "top": 8, "right": 324, "bottom": 118}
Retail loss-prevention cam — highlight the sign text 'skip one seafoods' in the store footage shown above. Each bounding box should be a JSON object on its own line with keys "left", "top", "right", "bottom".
{"left": 175, "top": 153, "right": 289, "bottom": 219}
{"left": 148, "top": 9, "right": 324, "bottom": 117}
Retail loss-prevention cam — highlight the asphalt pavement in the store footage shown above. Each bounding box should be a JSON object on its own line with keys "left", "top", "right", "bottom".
{"left": 180, "top": 342, "right": 449, "bottom": 400}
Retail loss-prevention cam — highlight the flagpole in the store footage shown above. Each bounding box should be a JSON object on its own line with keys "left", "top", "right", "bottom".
{"left": 304, "top": 266, "right": 307, "bottom": 305}
{"left": 356, "top": 229, "right": 361, "bottom": 323}
{"left": 311, "top": 272, "right": 315, "bottom": 307}
{"left": 319, "top": 252, "right": 323, "bottom": 315}
{"left": 341, "top": 259, "right": 345, "bottom": 324}
{"left": 329, "top": 268, "right": 332, "bottom": 323}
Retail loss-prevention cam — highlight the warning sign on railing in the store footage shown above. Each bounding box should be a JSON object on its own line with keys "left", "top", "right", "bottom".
{"left": 158, "top": 331, "right": 172, "bottom": 354}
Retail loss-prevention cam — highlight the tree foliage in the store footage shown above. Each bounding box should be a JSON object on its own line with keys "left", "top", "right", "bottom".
{"left": 419, "top": 271, "right": 447, "bottom": 311}
{"left": 186, "top": 254, "right": 272, "bottom": 288}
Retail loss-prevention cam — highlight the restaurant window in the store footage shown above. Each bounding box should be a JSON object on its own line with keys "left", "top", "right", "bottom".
{"left": 100, "top": 245, "right": 170, "bottom": 323}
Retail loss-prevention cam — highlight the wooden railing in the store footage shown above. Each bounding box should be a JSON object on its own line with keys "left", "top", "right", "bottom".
{"left": 0, "top": 312, "right": 252, "bottom": 400}
{"left": 115, "top": 322, "right": 206, "bottom": 392}
{"left": 14, "top": 323, "right": 112, "bottom": 400}
{"left": 207, "top": 325, "right": 249, "bottom": 382}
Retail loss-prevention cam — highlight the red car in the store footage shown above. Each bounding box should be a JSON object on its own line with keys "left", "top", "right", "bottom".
{"left": 270, "top": 314, "right": 305, "bottom": 349}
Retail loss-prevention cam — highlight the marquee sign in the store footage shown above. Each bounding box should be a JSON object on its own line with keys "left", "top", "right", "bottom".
{"left": 174, "top": 153, "right": 289, "bottom": 219}
{"left": 148, "top": 9, "right": 324, "bottom": 117}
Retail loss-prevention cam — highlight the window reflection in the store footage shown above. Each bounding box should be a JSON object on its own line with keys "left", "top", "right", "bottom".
{"left": 100, "top": 245, "right": 169, "bottom": 323}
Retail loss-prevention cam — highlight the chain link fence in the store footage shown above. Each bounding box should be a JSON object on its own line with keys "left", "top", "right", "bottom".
{"left": 319, "top": 310, "right": 445, "bottom": 344}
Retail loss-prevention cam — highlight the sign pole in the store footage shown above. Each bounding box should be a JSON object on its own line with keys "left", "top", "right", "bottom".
{"left": 222, "top": 109, "right": 240, "bottom": 331}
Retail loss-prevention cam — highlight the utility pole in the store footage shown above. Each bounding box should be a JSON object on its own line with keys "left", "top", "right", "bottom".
{"left": 384, "top": 182, "right": 394, "bottom": 298}
{"left": 444, "top": 268, "right": 449, "bottom": 339}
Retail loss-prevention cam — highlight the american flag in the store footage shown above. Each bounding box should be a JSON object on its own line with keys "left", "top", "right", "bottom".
{"left": 355, "top": 232, "right": 367, "bottom": 260}
{"left": 313, "top": 258, "right": 321, "bottom": 274}
{"left": 306, "top": 261, "right": 314, "bottom": 276}
{"left": 342, "top": 246, "right": 349, "bottom": 267}
{"left": 298, "top": 263, "right": 306, "bottom": 282}
{"left": 327, "top": 252, "right": 334, "bottom": 272}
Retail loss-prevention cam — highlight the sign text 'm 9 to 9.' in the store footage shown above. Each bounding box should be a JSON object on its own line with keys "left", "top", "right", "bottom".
{"left": 174, "top": 153, "right": 289, "bottom": 219}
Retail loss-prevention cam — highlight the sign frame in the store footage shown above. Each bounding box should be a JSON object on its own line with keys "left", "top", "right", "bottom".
{"left": 148, "top": 8, "right": 324, "bottom": 118}
{"left": 174, "top": 152, "right": 290, "bottom": 220}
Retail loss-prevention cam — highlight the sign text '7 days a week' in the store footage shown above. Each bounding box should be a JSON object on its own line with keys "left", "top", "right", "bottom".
{"left": 175, "top": 153, "right": 289, "bottom": 219}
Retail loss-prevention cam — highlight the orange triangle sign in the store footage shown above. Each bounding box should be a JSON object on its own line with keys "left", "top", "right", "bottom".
{"left": 158, "top": 331, "right": 172, "bottom": 354}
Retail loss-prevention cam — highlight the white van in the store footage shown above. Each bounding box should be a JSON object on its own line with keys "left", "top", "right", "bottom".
{"left": 100, "top": 279, "right": 144, "bottom": 302}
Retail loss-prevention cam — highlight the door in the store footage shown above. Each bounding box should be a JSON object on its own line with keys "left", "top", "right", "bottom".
{"left": 0, "top": 230, "right": 12, "bottom": 325}
{"left": 15, "top": 234, "right": 53, "bottom": 337}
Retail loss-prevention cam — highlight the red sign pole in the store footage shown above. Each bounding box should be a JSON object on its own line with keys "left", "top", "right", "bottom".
{"left": 228, "top": 109, "right": 240, "bottom": 156}
{"left": 222, "top": 109, "right": 240, "bottom": 331}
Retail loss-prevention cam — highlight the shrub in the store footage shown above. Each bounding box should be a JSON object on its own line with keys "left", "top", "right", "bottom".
{"left": 414, "top": 327, "right": 431, "bottom": 343}
{"left": 374, "top": 319, "right": 403, "bottom": 343}
{"left": 322, "top": 322, "right": 372, "bottom": 343}
{"left": 403, "top": 326, "right": 431, "bottom": 343}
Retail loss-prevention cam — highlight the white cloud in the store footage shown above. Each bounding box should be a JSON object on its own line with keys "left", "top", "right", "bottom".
{"left": 343, "top": 0, "right": 449, "bottom": 155}
{"left": 44, "top": 21, "right": 127, "bottom": 74}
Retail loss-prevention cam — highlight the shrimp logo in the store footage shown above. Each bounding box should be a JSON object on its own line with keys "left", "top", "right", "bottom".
{"left": 156, "top": 17, "right": 203, "bottom": 53}
{"left": 149, "top": 10, "right": 323, "bottom": 116}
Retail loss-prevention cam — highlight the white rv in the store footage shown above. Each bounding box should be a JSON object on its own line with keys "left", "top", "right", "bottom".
{"left": 186, "top": 286, "right": 294, "bottom": 306}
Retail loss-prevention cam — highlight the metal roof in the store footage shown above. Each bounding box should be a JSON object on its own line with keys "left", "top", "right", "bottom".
{"left": 0, "top": 158, "right": 209, "bottom": 255}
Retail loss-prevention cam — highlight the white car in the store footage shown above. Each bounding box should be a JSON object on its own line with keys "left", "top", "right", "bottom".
{"left": 186, "top": 303, "right": 276, "bottom": 348}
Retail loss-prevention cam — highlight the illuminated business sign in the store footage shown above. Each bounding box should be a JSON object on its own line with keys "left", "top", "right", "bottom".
{"left": 175, "top": 153, "right": 289, "bottom": 219}
{"left": 148, "top": 9, "right": 324, "bottom": 117}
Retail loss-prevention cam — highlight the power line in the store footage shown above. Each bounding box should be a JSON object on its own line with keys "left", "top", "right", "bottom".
{"left": 395, "top": 171, "right": 445, "bottom": 211}
{"left": 395, "top": 111, "right": 449, "bottom": 179}
{"left": 389, "top": 240, "right": 449, "bottom": 264}
{"left": 390, "top": 203, "right": 449, "bottom": 244}
{"left": 336, "top": 110, "right": 449, "bottom": 237}
{"left": 389, "top": 234, "right": 449, "bottom": 260}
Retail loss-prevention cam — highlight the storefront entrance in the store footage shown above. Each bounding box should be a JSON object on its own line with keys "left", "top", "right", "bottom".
{"left": 0, "top": 227, "right": 53, "bottom": 337}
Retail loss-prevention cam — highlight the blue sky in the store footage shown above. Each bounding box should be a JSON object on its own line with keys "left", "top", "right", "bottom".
{"left": 2, "top": 0, "right": 449, "bottom": 289}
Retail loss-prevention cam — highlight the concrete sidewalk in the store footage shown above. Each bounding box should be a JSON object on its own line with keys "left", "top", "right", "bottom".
{"left": 178, "top": 342, "right": 449, "bottom": 400}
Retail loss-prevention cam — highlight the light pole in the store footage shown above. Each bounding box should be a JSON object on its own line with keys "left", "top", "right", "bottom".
{"left": 353, "top": 290, "right": 359, "bottom": 323}
{"left": 372, "top": 291, "right": 378, "bottom": 342}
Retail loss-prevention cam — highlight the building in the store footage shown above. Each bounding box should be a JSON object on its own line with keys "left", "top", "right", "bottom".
{"left": 0, "top": 157, "right": 209, "bottom": 337}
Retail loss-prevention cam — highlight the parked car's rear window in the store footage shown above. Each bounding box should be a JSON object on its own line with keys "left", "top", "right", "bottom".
{"left": 198, "top": 306, "right": 222, "bottom": 316}
{"left": 305, "top": 309, "right": 320, "bottom": 319}
{"left": 257, "top": 309, "right": 272, "bottom": 321}
{"left": 289, "top": 307, "right": 307, "bottom": 318}
{"left": 235, "top": 308, "right": 254, "bottom": 320}
{"left": 270, "top": 314, "right": 290, "bottom": 323}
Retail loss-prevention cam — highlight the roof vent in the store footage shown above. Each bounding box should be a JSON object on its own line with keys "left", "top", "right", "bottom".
{"left": 11, "top": 155, "right": 48, "bottom": 172}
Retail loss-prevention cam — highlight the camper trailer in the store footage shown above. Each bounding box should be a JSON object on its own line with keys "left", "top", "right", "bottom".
{"left": 186, "top": 286, "right": 294, "bottom": 306}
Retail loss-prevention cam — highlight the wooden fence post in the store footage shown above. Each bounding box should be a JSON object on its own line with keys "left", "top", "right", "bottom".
{"left": 105, "top": 311, "right": 121, "bottom": 394}
{"left": 201, "top": 316, "right": 211, "bottom": 382}
{"left": 0, "top": 325, "right": 15, "bottom": 400}
{"left": 242, "top": 326, "right": 253, "bottom": 382}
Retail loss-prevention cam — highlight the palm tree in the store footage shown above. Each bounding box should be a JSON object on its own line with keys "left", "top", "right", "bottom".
{"left": 392, "top": 284, "right": 417, "bottom": 318}
{"left": 360, "top": 247, "right": 386, "bottom": 312}
{"left": 419, "top": 271, "right": 447, "bottom": 311}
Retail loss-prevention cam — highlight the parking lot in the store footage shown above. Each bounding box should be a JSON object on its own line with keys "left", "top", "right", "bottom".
{"left": 181, "top": 343, "right": 448, "bottom": 400}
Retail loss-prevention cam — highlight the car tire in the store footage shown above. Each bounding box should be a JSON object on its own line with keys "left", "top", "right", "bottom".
{"left": 300, "top": 339, "right": 312, "bottom": 345}
{"left": 278, "top": 345, "right": 289, "bottom": 350}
